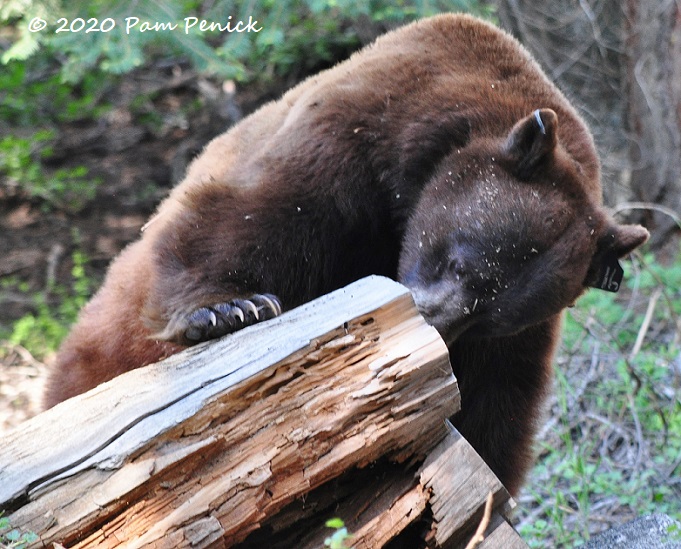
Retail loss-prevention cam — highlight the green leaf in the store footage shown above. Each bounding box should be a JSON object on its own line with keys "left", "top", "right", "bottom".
{"left": 325, "top": 518, "right": 345, "bottom": 529}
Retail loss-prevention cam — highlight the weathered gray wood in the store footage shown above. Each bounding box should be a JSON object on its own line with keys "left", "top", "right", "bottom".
{"left": 1, "top": 275, "right": 471, "bottom": 547}
{"left": 0, "top": 275, "right": 530, "bottom": 548}
{"left": 421, "top": 428, "right": 514, "bottom": 545}
{"left": 419, "top": 428, "right": 525, "bottom": 549}
{"left": 477, "top": 515, "right": 530, "bottom": 549}
{"left": 225, "top": 430, "right": 526, "bottom": 549}
{"left": 0, "top": 275, "right": 417, "bottom": 505}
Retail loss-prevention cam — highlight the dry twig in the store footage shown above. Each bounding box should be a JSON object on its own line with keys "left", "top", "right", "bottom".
{"left": 464, "top": 492, "right": 494, "bottom": 549}
{"left": 629, "top": 286, "right": 662, "bottom": 360}
{"left": 610, "top": 201, "right": 681, "bottom": 230}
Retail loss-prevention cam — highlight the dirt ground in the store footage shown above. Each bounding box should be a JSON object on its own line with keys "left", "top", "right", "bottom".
{"left": 0, "top": 343, "right": 47, "bottom": 431}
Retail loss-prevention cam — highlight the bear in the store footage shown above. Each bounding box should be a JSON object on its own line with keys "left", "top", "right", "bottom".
{"left": 43, "top": 13, "right": 648, "bottom": 496}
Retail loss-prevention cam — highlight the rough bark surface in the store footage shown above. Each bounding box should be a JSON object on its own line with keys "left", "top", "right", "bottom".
{"left": 624, "top": 0, "right": 681, "bottom": 242}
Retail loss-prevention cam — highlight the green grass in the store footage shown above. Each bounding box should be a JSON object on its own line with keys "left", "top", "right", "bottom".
{"left": 516, "top": 243, "right": 681, "bottom": 547}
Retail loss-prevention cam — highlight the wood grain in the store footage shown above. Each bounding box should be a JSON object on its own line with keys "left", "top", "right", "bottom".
{"left": 1, "top": 276, "right": 475, "bottom": 547}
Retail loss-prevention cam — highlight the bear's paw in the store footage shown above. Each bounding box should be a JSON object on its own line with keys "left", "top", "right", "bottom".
{"left": 181, "top": 294, "right": 282, "bottom": 343}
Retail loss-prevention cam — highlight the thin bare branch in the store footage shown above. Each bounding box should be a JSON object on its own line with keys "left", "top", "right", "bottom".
{"left": 629, "top": 287, "right": 662, "bottom": 360}
{"left": 464, "top": 492, "right": 495, "bottom": 549}
{"left": 610, "top": 202, "right": 681, "bottom": 229}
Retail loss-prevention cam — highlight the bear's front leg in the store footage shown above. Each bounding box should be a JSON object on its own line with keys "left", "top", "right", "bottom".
{"left": 449, "top": 319, "right": 559, "bottom": 496}
{"left": 155, "top": 293, "right": 283, "bottom": 346}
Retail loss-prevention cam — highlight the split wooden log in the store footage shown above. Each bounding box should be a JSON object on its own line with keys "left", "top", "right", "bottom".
{"left": 0, "top": 275, "right": 527, "bottom": 548}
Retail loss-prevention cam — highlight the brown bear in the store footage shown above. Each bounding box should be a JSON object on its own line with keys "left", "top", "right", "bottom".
{"left": 43, "top": 13, "right": 648, "bottom": 495}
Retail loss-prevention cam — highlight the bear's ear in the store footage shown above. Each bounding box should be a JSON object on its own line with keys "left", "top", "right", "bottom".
{"left": 503, "top": 109, "right": 558, "bottom": 180}
{"left": 607, "top": 223, "right": 650, "bottom": 258}
{"left": 585, "top": 223, "right": 649, "bottom": 292}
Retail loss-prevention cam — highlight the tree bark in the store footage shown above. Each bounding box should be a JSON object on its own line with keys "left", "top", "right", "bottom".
{"left": 623, "top": 0, "right": 681, "bottom": 243}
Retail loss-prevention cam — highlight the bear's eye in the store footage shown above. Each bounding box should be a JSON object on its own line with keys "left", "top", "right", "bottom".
{"left": 447, "top": 258, "right": 466, "bottom": 279}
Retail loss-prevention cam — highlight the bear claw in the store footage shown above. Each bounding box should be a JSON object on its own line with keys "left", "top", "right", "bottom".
{"left": 183, "top": 294, "right": 282, "bottom": 343}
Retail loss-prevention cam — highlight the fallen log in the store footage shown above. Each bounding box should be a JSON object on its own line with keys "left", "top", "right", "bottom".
{"left": 0, "top": 276, "right": 527, "bottom": 548}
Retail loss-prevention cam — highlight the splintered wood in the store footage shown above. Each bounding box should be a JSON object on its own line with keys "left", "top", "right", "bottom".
{"left": 0, "top": 276, "right": 527, "bottom": 548}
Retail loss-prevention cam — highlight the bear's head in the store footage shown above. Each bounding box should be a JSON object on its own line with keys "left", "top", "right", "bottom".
{"left": 398, "top": 109, "right": 649, "bottom": 344}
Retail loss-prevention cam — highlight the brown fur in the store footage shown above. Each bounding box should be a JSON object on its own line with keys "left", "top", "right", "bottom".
{"left": 44, "top": 14, "right": 648, "bottom": 495}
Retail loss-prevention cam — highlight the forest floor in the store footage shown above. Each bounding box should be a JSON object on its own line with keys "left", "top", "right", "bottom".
{"left": 1, "top": 65, "right": 679, "bottom": 548}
